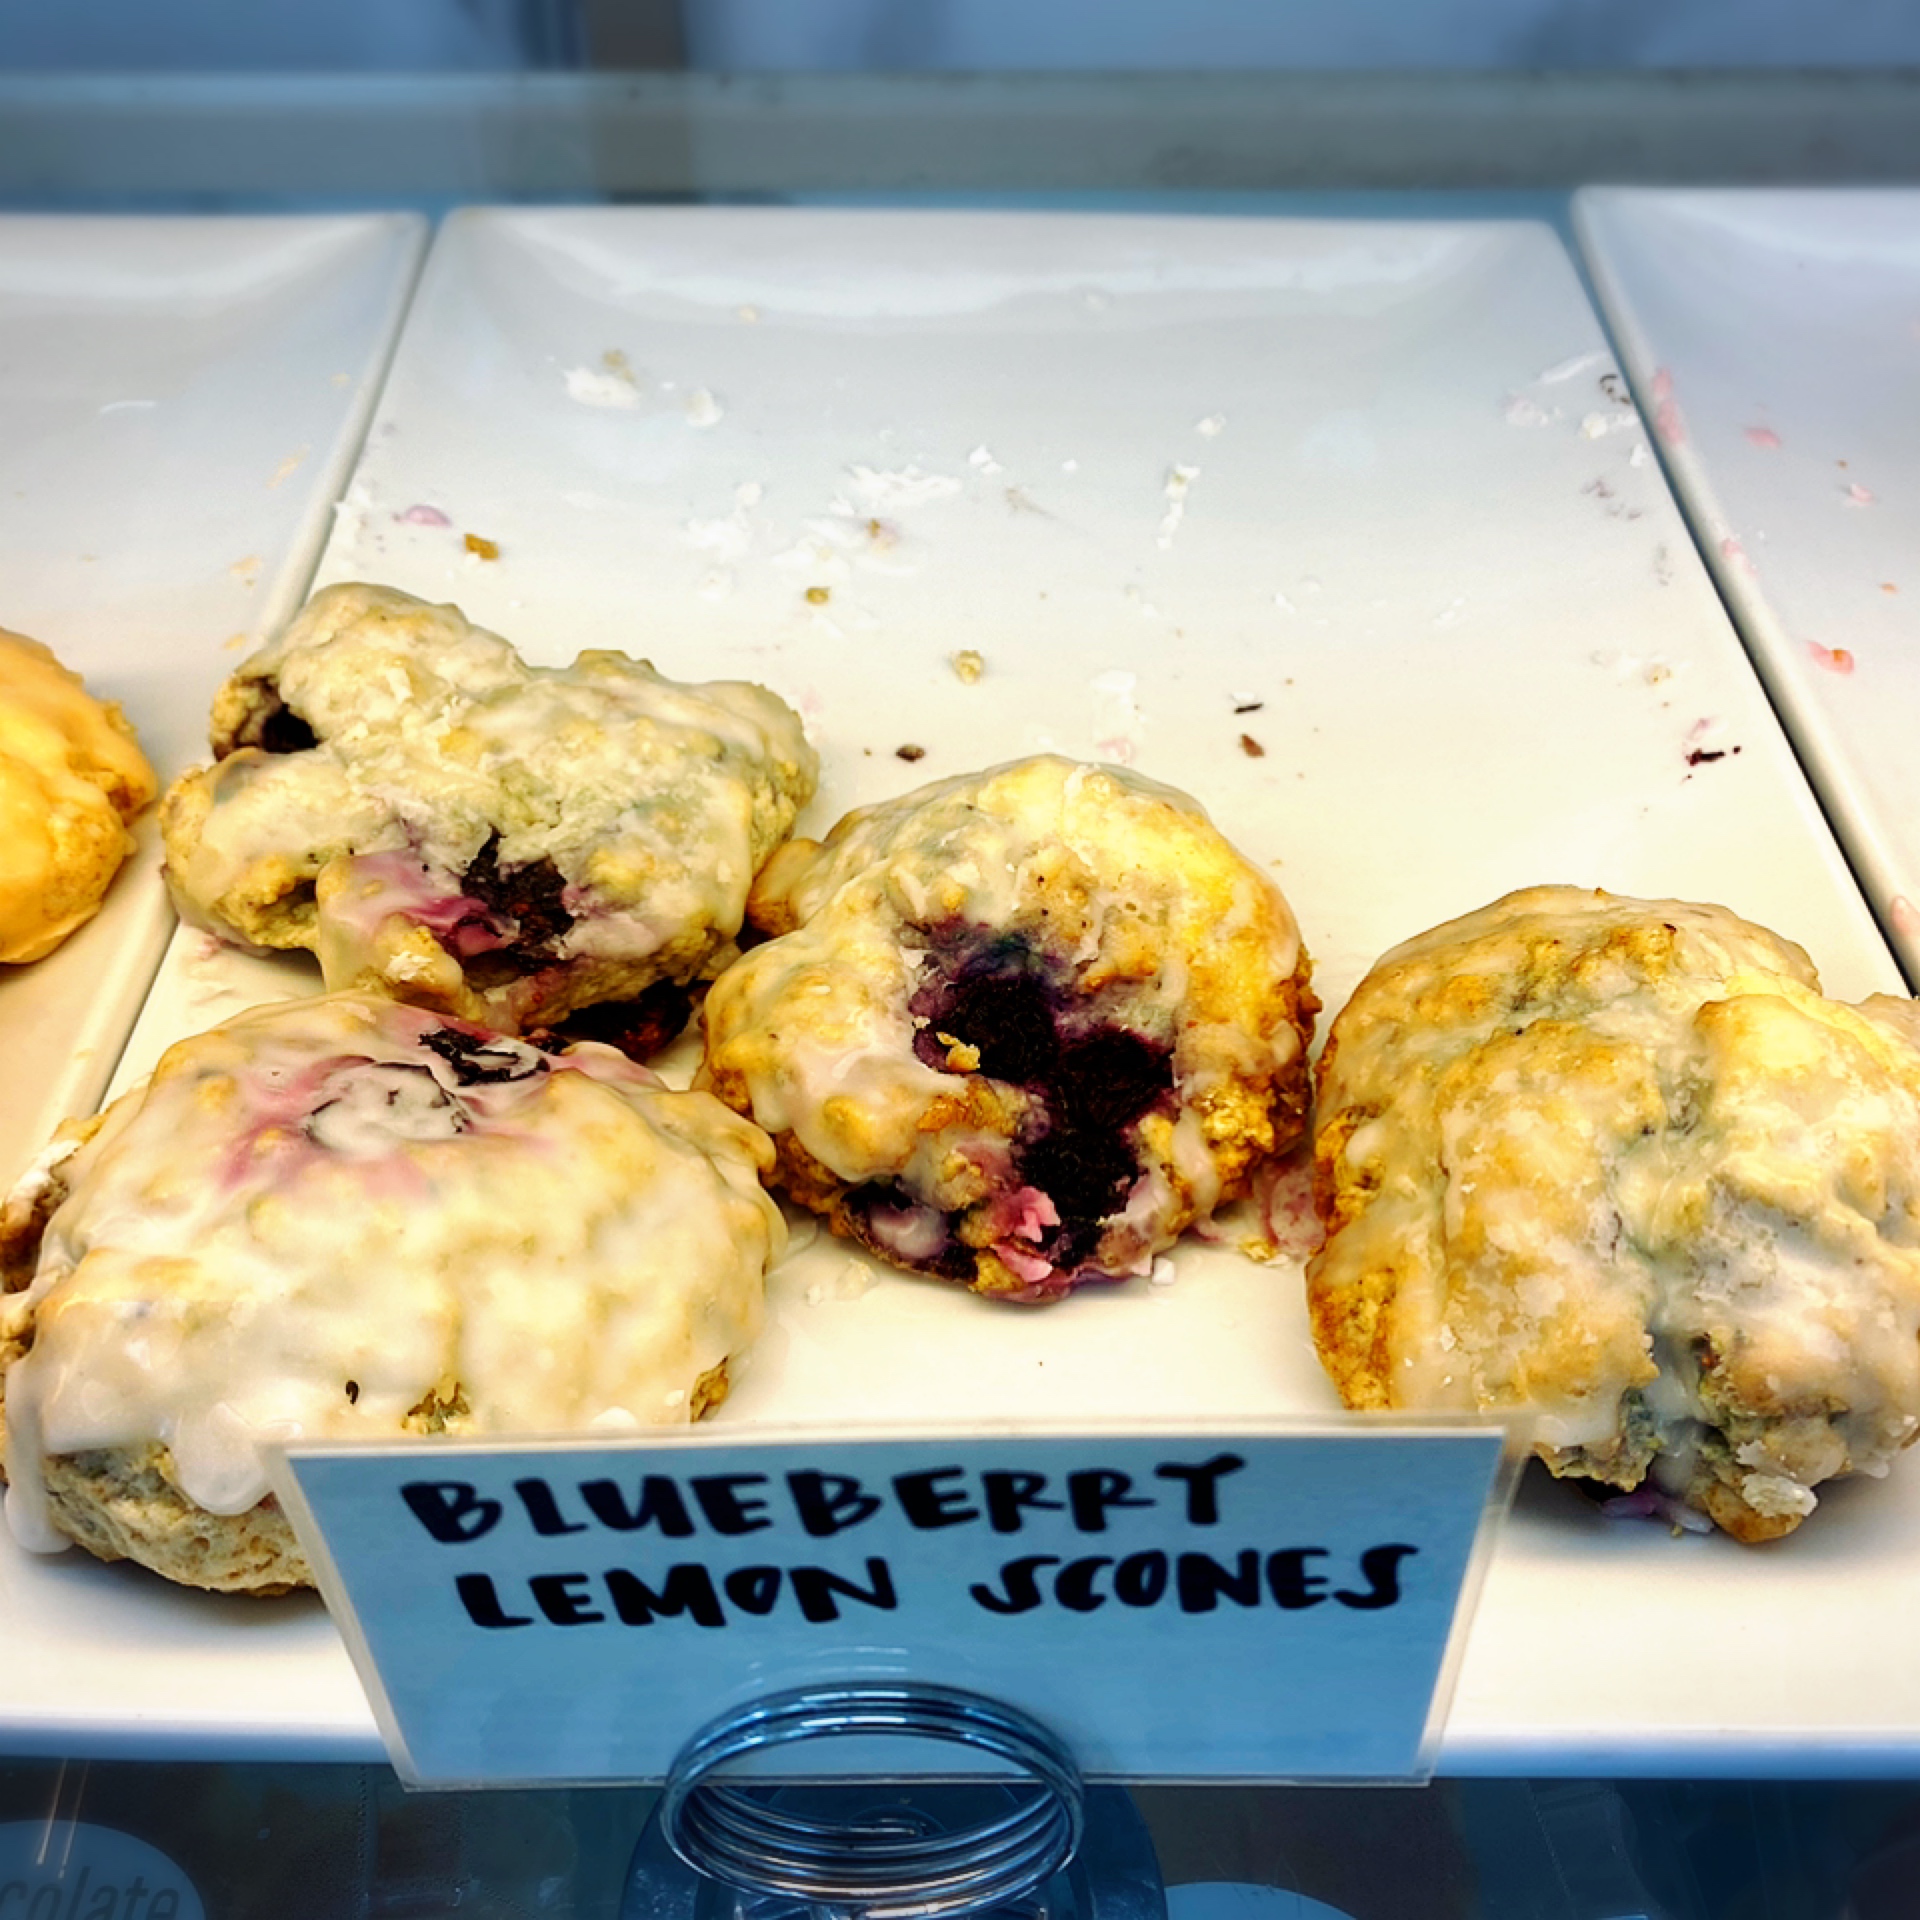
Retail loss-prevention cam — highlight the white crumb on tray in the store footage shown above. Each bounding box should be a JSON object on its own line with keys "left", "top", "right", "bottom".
{"left": 1156, "top": 464, "right": 1200, "bottom": 549}
{"left": 1503, "top": 395, "right": 1559, "bottom": 427}
{"left": 685, "top": 516, "right": 753, "bottom": 563}
{"left": 1090, "top": 668, "right": 1143, "bottom": 763}
{"left": 563, "top": 364, "right": 643, "bottom": 408}
{"left": 845, "top": 465, "right": 962, "bottom": 511}
{"left": 330, "top": 480, "right": 377, "bottom": 548}
{"left": 1580, "top": 405, "right": 1640, "bottom": 438}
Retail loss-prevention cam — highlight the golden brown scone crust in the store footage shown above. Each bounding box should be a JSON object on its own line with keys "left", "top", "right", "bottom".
{"left": 0, "top": 991, "right": 778, "bottom": 1594}
{"left": 0, "top": 629, "right": 157, "bottom": 964}
{"left": 1308, "top": 884, "right": 1920, "bottom": 1541}
{"left": 34, "top": 1446, "right": 309, "bottom": 1596}
{"left": 700, "top": 756, "right": 1317, "bottom": 1299}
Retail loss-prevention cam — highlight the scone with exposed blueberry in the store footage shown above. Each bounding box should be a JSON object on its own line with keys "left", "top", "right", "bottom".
{"left": 0, "top": 990, "right": 784, "bottom": 1593}
{"left": 698, "top": 756, "right": 1317, "bottom": 1300}
{"left": 1309, "top": 884, "right": 1920, "bottom": 1541}
{"left": 160, "top": 583, "right": 817, "bottom": 1051}
{"left": 0, "top": 628, "right": 156, "bottom": 964}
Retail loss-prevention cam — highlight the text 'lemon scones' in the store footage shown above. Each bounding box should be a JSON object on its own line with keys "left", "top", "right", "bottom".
{"left": 0, "top": 628, "right": 157, "bottom": 964}
{"left": 161, "top": 582, "right": 817, "bottom": 1050}
{"left": 699, "top": 756, "right": 1318, "bottom": 1301}
{"left": 0, "top": 991, "right": 784, "bottom": 1593}
{"left": 1309, "top": 884, "right": 1920, "bottom": 1541}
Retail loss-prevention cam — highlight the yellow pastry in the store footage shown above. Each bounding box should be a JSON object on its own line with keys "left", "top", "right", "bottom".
{"left": 0, "top": 628, "right": 156, "bottom": 964}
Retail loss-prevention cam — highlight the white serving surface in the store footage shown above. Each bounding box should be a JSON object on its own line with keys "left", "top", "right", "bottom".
{"left": 1574, "top": 187, "right": 1920, "bottom": 987}
{"left": 0, "top": 212, "right": 426, "bottom": 1193}
{"left": 8, "top": 207, "right": 1913, "bottom": 1774}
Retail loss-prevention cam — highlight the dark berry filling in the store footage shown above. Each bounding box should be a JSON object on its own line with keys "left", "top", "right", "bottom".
{"left": 223, "top": 684, "right": 318, "bottom": 757}
{"left": 910, "top": 937, "right": 1056, "bottom": 1083}
{"left": 907, "top": 936, "right": 1173, "bottom": 1275}
{"left": 531, "top": 981, "right": 695, "bottom": 1062}
{"left": 420, "top": 1025, "right": 550, "bottom": 1086}
{"left": 1022, "top": 1028, "right": 1170, "bottom": 1266}
{"left": 844, "top": 1182, "right": 976, "bottom": 1282}
{"left": 455, "top": 833, "right": 574, "bottom": 979}
{"left": 258, "top": 703, "right": 319, "bottom": 755}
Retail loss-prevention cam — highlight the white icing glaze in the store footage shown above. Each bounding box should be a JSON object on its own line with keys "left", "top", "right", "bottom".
{"left": 2, "top": 992, "right": 782, "bottom": 1552}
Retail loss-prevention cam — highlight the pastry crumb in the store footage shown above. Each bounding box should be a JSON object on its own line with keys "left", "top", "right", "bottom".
{"left": 464, "top": 533, "right": 500, "bottom": 561}
{"left": 896, "top": 743, "right": 926, "bottom": 762}
{"left": 951, "top": 649, "right": 984, "bottom": 684}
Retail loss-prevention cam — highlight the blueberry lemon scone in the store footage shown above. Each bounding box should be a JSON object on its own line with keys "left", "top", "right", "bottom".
{"left": 1308, "top": 884, "right": 1920, "bottom": 1542}
{"left": 0, "top": 628, "right": 157, "bottom": 964}
{"left": 160, "top": 583, "right": 817, "bottom": 1049}
{"left": 698, "top": 756, "right": 1318, "bottom": 1300}
{"left": 0, "top": 991, "right": 783, "bottom": 1593}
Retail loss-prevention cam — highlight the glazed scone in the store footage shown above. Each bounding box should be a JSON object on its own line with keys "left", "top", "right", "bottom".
{"left": 1308, "top": 884, "right": 1920, "bottom": 1542}
{"left": 0, "top": 991, "right": 784, "bottom": 1593}
{"left": 699, "top": 756, "right": 1317, "bottom": 1300}
{"left": 160, "top": 583, "right": 817, "bottom": 1048}
{"left": 0, "top": 628, "right": 157, "bottom": 964}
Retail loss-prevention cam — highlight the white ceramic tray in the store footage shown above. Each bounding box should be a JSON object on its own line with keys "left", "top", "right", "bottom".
{"left": 0, "top": 212, "right": 427, "bottom": 1195}
{"left": 1574, "top": 187, "right": 1920, "bottom": 987}
{"left": 6, "top": 208, "right": 1912, "bottom": 1774}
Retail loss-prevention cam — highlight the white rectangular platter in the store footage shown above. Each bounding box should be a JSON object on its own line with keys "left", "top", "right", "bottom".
{"left": 7, "top": 207, "right": 1914, "bottom": 1774}
{"left": 1573, "top": 187, "right": 1920, "bottom": 987}
{"left": 0, "top": 212, "right": 427, "bottom": 1194}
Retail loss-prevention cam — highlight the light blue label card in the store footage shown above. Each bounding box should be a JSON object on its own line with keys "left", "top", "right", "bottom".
{"left": 271, "top": 1421, "right": 1514, "bottom": 1787}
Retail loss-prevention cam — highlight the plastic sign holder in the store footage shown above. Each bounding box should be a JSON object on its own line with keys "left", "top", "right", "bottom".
{"left": 271, "top": 1417, "right": 1517, "bottom": 1792}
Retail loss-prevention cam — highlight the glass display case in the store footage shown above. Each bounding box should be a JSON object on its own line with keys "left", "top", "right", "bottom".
{"left": 3, "top": 30, "right": 1920, "bottom": 1918}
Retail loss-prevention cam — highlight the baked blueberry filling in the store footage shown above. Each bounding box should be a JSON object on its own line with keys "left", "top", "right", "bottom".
{"left": 420, "top": 1025, "right": 550, "bottom": 1086}
{"left": 531, "top": 981, "right": 696, "bottom": 1061}
{"left": 910, "top": 936, "right": 1057, "bottom": 1082}
{"left": 223, "top": 684, "right": 318, "bottom": 757}
{"left": 844, "top": 1182, "right": 976, "bottom": 1282}
{"left": 906, "top": 936, "right": 1173, "bottom": 1276}
{"left": 258, "top": 703, "right": 319, "bottom": 755}
{"left": 1022, "top": 1026, "right": 1170, "bottom": 1267}
{"left": 456, "top": 833, "right": 574, "bottom": 980}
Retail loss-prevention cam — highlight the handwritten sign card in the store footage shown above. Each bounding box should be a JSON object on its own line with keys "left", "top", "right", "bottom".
{"left": 272, "top": 1421, "right": 1512, "bottom": 1786}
